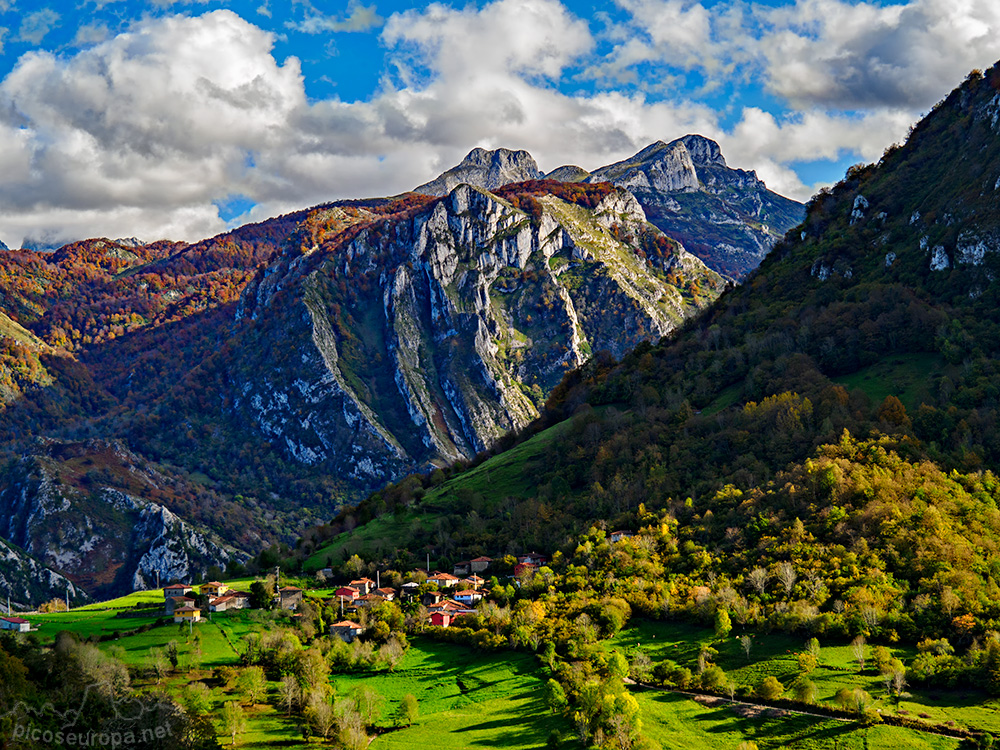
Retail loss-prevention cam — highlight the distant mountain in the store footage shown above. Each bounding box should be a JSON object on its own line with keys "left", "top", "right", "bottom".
{"left": 545, "top": 165, "right": 590, "bottom": 183}
{"left": 414, "top": 148, "right": 543, "bottom": 196}
{"left": 0, "top": 180, "right": 723, "bottom": 600}
{"left": 0, "top": 440, "right": 248, "bottom": 598}
{"left": 583, "top": 135, "right": 805, "bottom": 278}
{"left": 415, "top": 139, "right": 804, "bottom": 279}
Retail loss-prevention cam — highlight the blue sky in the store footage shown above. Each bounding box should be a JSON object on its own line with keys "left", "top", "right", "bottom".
{"left": 0, "top": 0, "right": 999, "bottom": 247}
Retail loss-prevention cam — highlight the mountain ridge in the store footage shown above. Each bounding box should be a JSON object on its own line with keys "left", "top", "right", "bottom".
{"left": 415, "top": 136, "right": 804, "bottom": 278}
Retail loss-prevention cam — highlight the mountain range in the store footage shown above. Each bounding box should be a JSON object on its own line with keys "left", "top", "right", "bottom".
{"left": 0, "top": 162, "right": 740, "bottom": 601}
{"left": 309, "top": 65, "right": 1000, "bottom": 636}
{"left": 417, "top": 135, "right": 805, "bottom": 279}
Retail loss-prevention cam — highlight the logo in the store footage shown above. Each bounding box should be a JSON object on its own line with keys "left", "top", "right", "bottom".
{"left": 3, "top": 685, "right": 178, "bottom": 748}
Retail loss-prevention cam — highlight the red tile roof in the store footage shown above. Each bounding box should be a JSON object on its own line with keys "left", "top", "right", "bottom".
{"left": 1, "top": 616, "right": 28, "bottom": 624}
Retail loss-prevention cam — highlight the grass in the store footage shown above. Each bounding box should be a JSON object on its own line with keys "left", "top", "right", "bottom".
{"left": 330, "top": 639, "right": 578, "bottom": 749}
{"left": 609, "top": 619, "right": 1000, "bottom": 734}
{"left": 635, "top": 690, "right": 960, "bottom": 750}
{"left": 832, "top": 353, "right": 945, "bottom": 412}
{"left": 305, "top": 418, "right": 575, "bottom": 569}
{"left": 24, "top": 609, "right": 164, "bottom": 642}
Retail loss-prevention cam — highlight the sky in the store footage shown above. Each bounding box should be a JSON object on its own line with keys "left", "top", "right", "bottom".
{"left": 1, "top": 0, "right": 1000, "bottom": 249}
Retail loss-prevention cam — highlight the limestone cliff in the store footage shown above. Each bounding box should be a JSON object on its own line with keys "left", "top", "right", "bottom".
{"left": 0, "top": 439, "right": 245, "bottom": 599}
{"left": 231, "top": 182, "right": 724, "bottom": 486}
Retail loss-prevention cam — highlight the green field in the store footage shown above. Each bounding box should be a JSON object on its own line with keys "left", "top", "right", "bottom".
{"left": 329, "top": 639, "right": 577, "bottom": 749}
{"left": 24, "top": 609, "right": 164, "bottom": 642}
{"left": 636, "top": 690, "right": 960, "bottom": 750}
{"left": 832, "top": 353, "right": 945, "bottom": 412}
{"left": 609, "top": 618, "right": 1000, "bottom": 736}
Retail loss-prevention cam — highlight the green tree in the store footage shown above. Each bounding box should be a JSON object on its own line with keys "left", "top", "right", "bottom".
{"left": 757, "top": 676, "right": 784, "bottom": 701}
{"left": 236, "top": 666, "right": 267, "bottom": 705}
{"left": 182, "top": 682, "right": 212, "bottom": 715}
{"left": 394, "top": 693, "right": 419, "bottom": 727}
{"left": 714, "top": 609, "right": 732, "bottom": 639}
{"left": 545, "top": 679, "right": 568, "bottom": 713}
{"left": 220, "top": 701, "right": 246, "bottom": 747}
{"left": 792, "top": 676, "right": 817, "bottom": 704}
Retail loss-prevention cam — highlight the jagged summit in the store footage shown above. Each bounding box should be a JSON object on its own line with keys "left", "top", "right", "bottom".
{"left": 676, "top": 134, "right": 727, "bottom": 167}
{"left": 581, "top": 135, "right": 803, "bottom": 278}
{"left": 414, "top": 147, "right": 543, "bottom": 196}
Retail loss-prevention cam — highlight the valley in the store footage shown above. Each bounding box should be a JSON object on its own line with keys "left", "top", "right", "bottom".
{"left": 3, "top": 46, "right": 1000, "bottom": 750}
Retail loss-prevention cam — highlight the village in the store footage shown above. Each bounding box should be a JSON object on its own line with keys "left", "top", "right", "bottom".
{"left": 149, "top": 551, "right": 552, "bottom": 641}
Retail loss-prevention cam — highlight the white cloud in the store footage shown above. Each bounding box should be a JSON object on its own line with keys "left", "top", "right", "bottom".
{"left": 72, "top": 23, "right": 110, "bottom": 46}
{"left": 17, "top": 8, "right": 60, "bottom": 44}
{"left": 757, "top": 0, "right": 1000, "bottom": 109}
{"left": 289, "top": 1, "right": 383, "bottom": 34}
{"left": 2, "top": 0, "right": 1000, "bottom": 248}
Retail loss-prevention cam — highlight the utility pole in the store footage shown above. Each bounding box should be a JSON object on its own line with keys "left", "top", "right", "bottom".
{"left": 376, "top": 570, "right": 380, "bottom": 589}
{"left": 65, "top": 588, "right": 69, "bottom": 611}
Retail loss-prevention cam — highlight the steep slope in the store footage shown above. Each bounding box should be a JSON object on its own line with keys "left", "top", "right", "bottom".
{"left": 325, "top": 64, "right": 1000, "bottom": 637}
{"left": 0, "top": 439, "right": 248, "bottom": 597}
{"left": 225, "top": 181, "right": 723, "bottom": 487}
{"left": 414, "top": 148, "right": 543, "bottom": 196}
{"left": 0, "top": 537, "right": 88, "bottom": 610}
{"left": 586, "top": 135, "right": 805, "bottom": 278}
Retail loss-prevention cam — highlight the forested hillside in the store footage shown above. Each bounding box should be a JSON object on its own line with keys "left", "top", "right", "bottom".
{"left": 322, "top": 64, "right": 1000, "bottom": 643}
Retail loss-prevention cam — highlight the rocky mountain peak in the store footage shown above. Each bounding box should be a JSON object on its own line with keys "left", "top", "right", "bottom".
{"left": 414, "top": 147, "right": 543, "bottom": 196}
{"left": 676, "top": 134, "right": 727, "bottom": 168}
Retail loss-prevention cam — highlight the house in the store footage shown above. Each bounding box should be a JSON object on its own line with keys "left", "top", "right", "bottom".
{"left": 427, "top": 572, "right": 460, "bottom": 589}
{"left": 349, "top": 578, "right": 376, "bottom": 596}
{"left": 334, "top": 586, "right": 360, "bottom": 601}
{"left": 610, "top": 530, "right": 635, "bottom": 543}
{"left": 400, "top": 582, "right": 421, "bottom": 599}
{"left": 517, "top": 552, "right": 547, "bottom": 566}
{"left": 421, "top": 590, "right": 444, "bottom": 606}
{"left": 453, "top": 561, "right": 472, "bottom": 576}
{"left": 470, "top": 556, "right": 492, "bottom": 573}
{"left": 428, "top": 599, "right": 473, "bottom": 615}
{"left": 355, "top": 594, "right": 387, "bottom": 608}
{"left": 514, "top": 562, "right": 538, "bottom": 578}
{"left": 429, "top": 611, "right": 452, "bottom": 628}
{"left": 0, "top": 616, "right": 30, "bottom": 632}
{"left": 163, "top": 583, "right": 193, "bottom": 599}
{"left": 462, "top": 574, "right": 486, "bottom": 587}
{"left": 229, "top": 591, "right": 251, "bottom": 609}
{"left": 330, "top": 620, "right": 365, "bottom": 643}
{"left": 173, "top": 606, "right": 201, "bottom": 624}
{"left": 278, "top": 586, "right": 304, "bottom": 610}
{"left": 200, "top": 581, "right": 228, "bottom": 598}
{"left": 375, "top": 587, "right": 397, "bottom": 601}
{"left": 165, "top": 596, "right": 196, "bottom": 615}
{"left": 209, "top": 595, "right": 237, "bottom": 612}
{"left": 453, "top": 589, "right": 485, "bottom": 606}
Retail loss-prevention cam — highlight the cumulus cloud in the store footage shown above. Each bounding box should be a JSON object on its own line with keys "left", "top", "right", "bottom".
{"left": 1, "top": 0, "right": 999, "bottom": 247}
{"left": 757, "top": 0, "right": 1000, "bottom": 109}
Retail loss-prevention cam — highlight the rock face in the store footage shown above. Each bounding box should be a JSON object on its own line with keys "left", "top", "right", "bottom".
{"left": 585, "top": 135, "right": 805, "bottom": 279}
{"left": 414, "top": 137, "right": 805, "bottom": 279}
{"left": 0, "top": 440, "right": 244, "bottom": 598}
{"left": 0, "top": 537, "right": 87, "bottom": 610}
{"left": 414, "top": 148, "right": 544, "bottom": 196}
{"left": 230, "top": 183, "right": 724, "bottom": 485}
